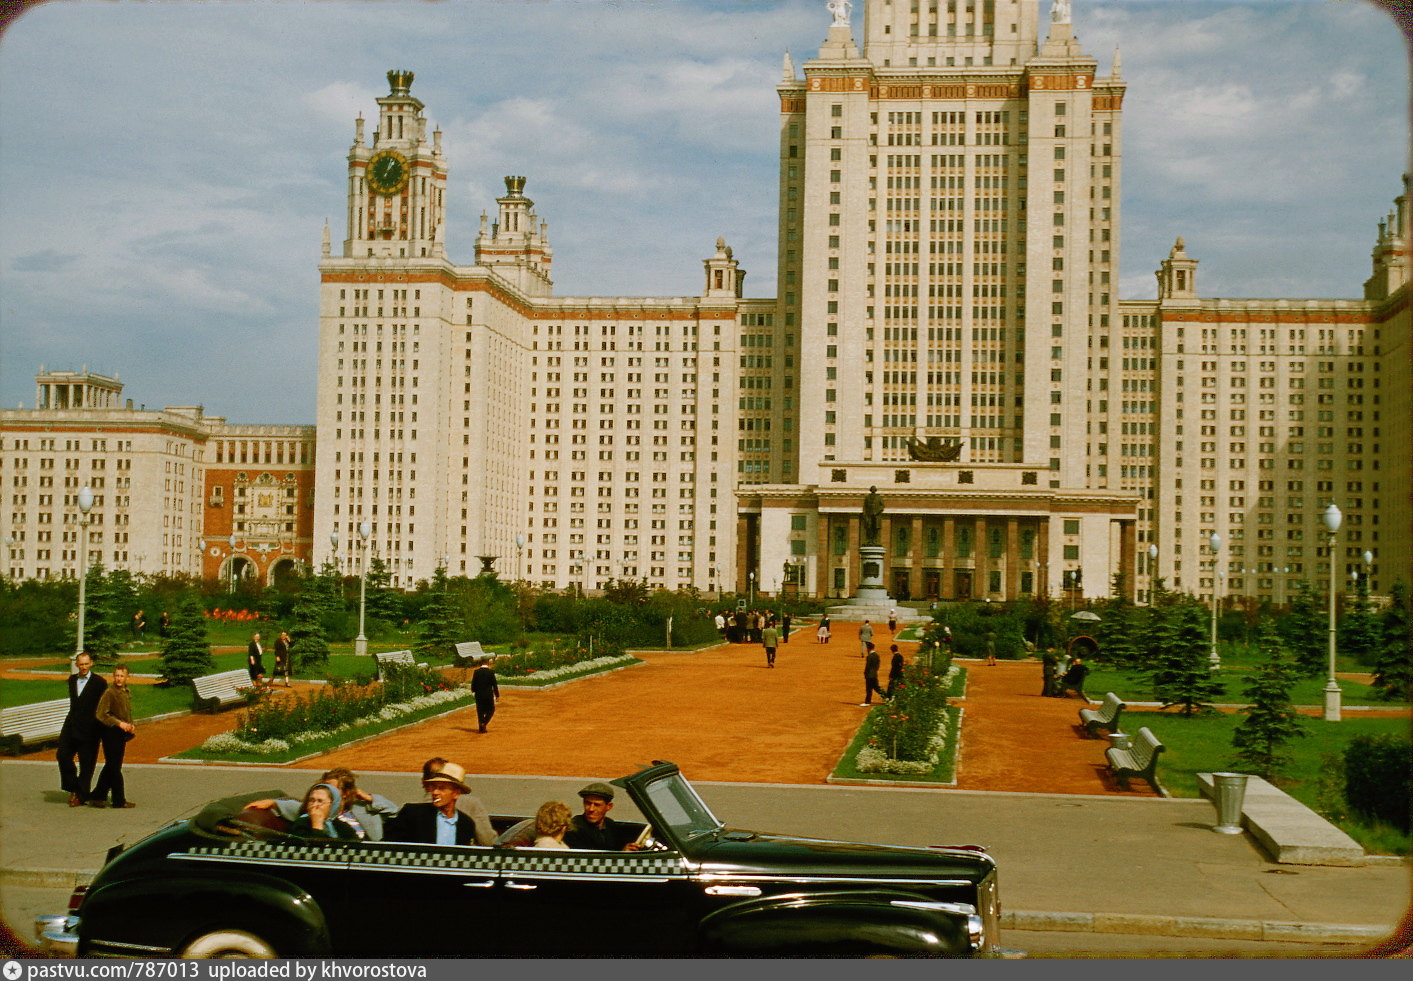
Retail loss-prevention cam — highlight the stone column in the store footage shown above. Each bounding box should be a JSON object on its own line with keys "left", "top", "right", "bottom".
{"left": 735, "top": 513, "right": 751, "bottom": 595}
{"left": 816, "top": 515, "right": 832, "bottom": 598}
{"left": 1037, "top": 517, "right": 1051, "bottom": 598}
{"left": 1119, "top": 519, "right": 1137, "bottom": 602}
{"left": 1005, "top": 517, "right": 1020, "bottom": 600}
{"left": 975, "top": 516, "right": 989, "bottom": 598}
{"left": 847, "top": 515, "right": 861, "bottom": 597}
{"left": 910, "top": 516, "right": 925, "bottom": 601}
{"left": 941, "top": 517, "right": 956, "bottom": 599}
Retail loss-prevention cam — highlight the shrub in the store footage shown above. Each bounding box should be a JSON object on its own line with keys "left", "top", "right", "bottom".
{"left": 869, "top": 660, "right": 950, "bottom": 762}
{"left": 160, "top": 593, "right": 216, "bottom": 685}
{"left": 1342, "top": 734, "right": 1412, "bottom": 834}
{"left": 234, "top": 665, "right": 453, "bottom": 742}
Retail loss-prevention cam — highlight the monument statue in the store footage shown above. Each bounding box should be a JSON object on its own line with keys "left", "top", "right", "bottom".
{"left": 1051, "top": 0, "right": 1071, "bottom": 25}
{"left": 861, "top": 486, "right": 885, "bottom": 546}
{"left": 827, "top": 0, "right": 852, "bottom": 28}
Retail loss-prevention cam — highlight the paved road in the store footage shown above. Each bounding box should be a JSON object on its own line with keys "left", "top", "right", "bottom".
{"left": 2, "top": 760, "right": 1406, "bottom": 957}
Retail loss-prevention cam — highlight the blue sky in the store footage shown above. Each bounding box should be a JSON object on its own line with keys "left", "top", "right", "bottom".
{"left": 0, "top": 0, "right": 1406, "bottom": 424}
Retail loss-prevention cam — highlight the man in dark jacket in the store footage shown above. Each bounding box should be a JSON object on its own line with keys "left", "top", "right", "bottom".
{"left": 384, "top": 762, "right": 493, "bottom": 846}
{"left": 563, "top": 782, "right": 640, "bottom": 851}
{"left": 861, "top": 643, "right": 884, "bottom": 706}
{"left": 58, "top": 652, "right": 107, "bottom": 807}
{"left": 470, "top": 658, "right": 499, "bottom": 733}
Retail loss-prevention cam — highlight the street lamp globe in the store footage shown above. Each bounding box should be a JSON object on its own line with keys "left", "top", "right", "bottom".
{"left": 1362, "top": 550, "right": 1373, "bottom": 567}
{"left": 1209, "top": 531, "right": 1221, "bottom": 554}
{"left": 1322, "top": 503, "right": 1342, "bottom": 535}
{"left": 78, "top": 486, "right": 94, "bottom": 514}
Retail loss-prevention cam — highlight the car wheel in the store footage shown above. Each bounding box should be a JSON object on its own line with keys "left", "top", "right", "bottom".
{"left": 179, "top": 929, "right": 278, "bottom": 959}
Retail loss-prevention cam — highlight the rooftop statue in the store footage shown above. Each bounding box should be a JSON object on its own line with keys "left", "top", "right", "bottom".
{"left": 827, "top": 0, "right": 852, "bottom": 28}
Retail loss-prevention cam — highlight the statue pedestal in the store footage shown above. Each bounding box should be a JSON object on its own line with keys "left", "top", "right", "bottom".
{"left": 829, "top": 544, "right": 916, "bottom": 621}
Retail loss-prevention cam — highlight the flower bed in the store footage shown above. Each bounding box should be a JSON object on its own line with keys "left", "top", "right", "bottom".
{"left": 498, "top": 653, "right": 638, "bottom": 686}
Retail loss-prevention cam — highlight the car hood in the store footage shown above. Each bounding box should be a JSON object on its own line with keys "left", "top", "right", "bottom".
{"left": 690, "top": 828, "right": 994, "bottom": 881}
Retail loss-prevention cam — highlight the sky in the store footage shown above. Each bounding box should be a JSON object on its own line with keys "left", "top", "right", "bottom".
{"left": 0, "top": 0, "right": 1407, "bottom": 425}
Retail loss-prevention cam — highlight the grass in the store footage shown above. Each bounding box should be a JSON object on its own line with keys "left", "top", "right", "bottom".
{"left": 1129, "top": 708, "right": 1411, "bottom": 854}
{"left": 0, "top": 678, "right": 200, "bottom": 719}
{"left": 831, "top": 705, "right": 962, "bottom": 784}
{"left": 498, "top": 656, "right": 642, "bottom": 687}
{"left": 1079, "top": 660, "right": 1402, "bottom": 708}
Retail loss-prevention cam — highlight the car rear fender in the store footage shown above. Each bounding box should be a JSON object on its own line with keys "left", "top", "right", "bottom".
{"left": 80, "top": 872, "right": 332, "bottom": 958}
{"left": 698, "top": 889, "right": 980, "bottom": 957}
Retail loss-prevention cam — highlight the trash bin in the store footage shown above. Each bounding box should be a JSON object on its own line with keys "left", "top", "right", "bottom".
{"left": 1107, "top": 732, "right": 1131, "bottom": 751}
{"left": 1211, "top": 772, "right": 1249, "bottom": 834}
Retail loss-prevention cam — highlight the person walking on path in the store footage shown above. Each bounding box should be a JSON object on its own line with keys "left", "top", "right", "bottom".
{"left": 90, "top": 664, "right": 136, "bottom": 808}
{"left": 817, "top": 615, "right": 831, "bottom": 644}
{"left": 1040, "top": 647, "right": 1061, "bottom": 697}
{"left": 859, "top": 619, "right": 874, "bottom": 657}
{"left": 885, "top": 644, "right": 905, "bottom": 698}
{"left": 57, "top": 652, "right": 107, "bottom": 807}
{"left": 714, "top": 611, "right": 726, "bottom": 639}
{"left": 781, "top": 613, "right": 792, "bottom": 644}
{"left": 861, "top": 643, "right": 884, "bottom": 706}
{"left": 130, "top": 609, "right": 146, "bottom": 642}
{"left": 471, "top": 658, "right": 500, "bottom": 733}
{"left": 887, "top": 608, "right": 897, "bottom": 634}
{"left": 985, "top": 630, "right": 997, "bottom": 666}
{"left": 158, "top": 611, "right": 170, "bottom": 639}
{"left": 246, "top": 632, "right": 266, "bottom": 686}
{"left": 273, "top": 630, "right": 293, "bottom": 687}
{"left": 761, "top": 620, "right": 779, "bottom": 668}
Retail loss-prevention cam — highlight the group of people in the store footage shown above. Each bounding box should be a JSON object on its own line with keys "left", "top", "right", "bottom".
{"left": 714, "top": 608, "right": 792, "bottom": 646}
{"left": 1040, "top": 648, "right": 1090, "bottom": 699}
{"left": 57, "top": 653, "right": 136, "bottom": 809}
{"left": 861, "top": 642, "right": 907, "bottom": 706}
{"left": 246, "top": 630, "right": 294, "bottom": 687}
{"left": 264, "top": 760, "right": 641, "bottom": 852}
{"left": 128, "top": 609, "right": 171, "bottom": 642}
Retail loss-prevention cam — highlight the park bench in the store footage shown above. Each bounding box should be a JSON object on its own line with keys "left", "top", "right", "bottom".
{"left": 0, "top": 698, "right": 70, "bottom": 754}
{"left": 192, "top": 668, "right": 257, "bottom": 712}
{"left": 1078, "top": 691, "right": 1126, "bottom": 739}
{"left": 1105, "top": 726, "right": 1166, "bottom": 796}
{"left": 373, "top": 649, "right": 428, "bottom": 681}
{"left": 453, "top": 641, "right": 486, "bottom": 669}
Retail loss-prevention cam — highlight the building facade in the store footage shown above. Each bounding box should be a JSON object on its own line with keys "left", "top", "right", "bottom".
{"left": 0, "top": 369, "right": 316, "bottom": 585}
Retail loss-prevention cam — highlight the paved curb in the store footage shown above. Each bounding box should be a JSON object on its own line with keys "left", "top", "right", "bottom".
{"left": 0, "top": 867, "right": 1385, "bottom": 946}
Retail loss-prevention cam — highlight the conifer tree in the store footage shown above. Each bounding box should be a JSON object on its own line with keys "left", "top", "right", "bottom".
{"left": 1372, "top": 580, "right": 1412, "bottom": 702}
{"left": 365, "top": 555, "right": 405, "bottom": 625}
{"left": 288, "top": 587, "right": 330, "bottom": 674}
{"left": 1230, "top": 620, "right": 1306, "bottom": 779}
{"left": 1281, "top": 580, "right": 1326, "bottom": 677}
{"left": 82, "top": 562, "right": 123, "bottom": 665}
{"left": 1145, "top": 598, "right": 1225, "bottom": 716}
{"left": 158, "top": 592, "right": 215, "bottom": 685}
{"left": 415, "top": 565, "right": 463, "bottom": 662}
{"left": 1099, "top": 573, "right": 1140, "bottom": 668}
{"left": 1338, "top": 573, "right": 1379, "bottom": 667}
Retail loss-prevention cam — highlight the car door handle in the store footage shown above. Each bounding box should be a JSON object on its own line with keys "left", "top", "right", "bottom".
{"left": 463, "top": 880, "right": 496, "bottom": 889}
{"left": 505, "top": 881, "right": 537, "bottom": 891}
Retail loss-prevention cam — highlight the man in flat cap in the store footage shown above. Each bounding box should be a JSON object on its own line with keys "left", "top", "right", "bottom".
{"left": 562, "top": 781, "right": 640, "bottom": 851}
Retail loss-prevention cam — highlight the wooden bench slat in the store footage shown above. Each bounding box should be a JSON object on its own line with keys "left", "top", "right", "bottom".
{"left": 1078, "top": 692, "right": 1125, "bottom": 738}
{"left": 1105, "top": 726, "right": 1166, "bottom": 796}
{"left": 191, "top": 669, "right": 253, "bottom": 712}
{"left": 0, "top": 698, "right": 72, "bottom": 751}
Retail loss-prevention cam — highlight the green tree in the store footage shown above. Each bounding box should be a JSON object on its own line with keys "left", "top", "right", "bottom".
{"left": 1098, "top": 573, "right": 1141, "bottom": 668}
{"left": 1281, "top": 580, "right": 1326, "bottom": 677}
{"left": 365, "top": 555, "right": 405, "bottom": 627}
{"left": 82, "top": 563, "right": 124, "bottom": 664}
{"left": 1371, "top": 580, "right": 1412, "bottom": 702}
{"left": 1339, "top": 572, "right": 1379, "bottom": 667}
{"left": 288, "top": 588, "right": 331, "bottom": 674}
{"left": 1230, "top": 620, "right": 1306, "bottom": 779}
{"left": 158, "top": 593, "right": 216, "bottom": 685}
{"left": 415, "top": 566, "right": 464, "bottom": 661}
{"left": 1145, "top": 598, "right": 1225, "bottom": 716}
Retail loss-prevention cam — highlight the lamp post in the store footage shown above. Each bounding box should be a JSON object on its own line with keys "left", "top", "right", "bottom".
{"left": 515, "top": 533, "right": 526, "bottom": 582}
{"left": 747, "top": 571, "right": 755, "bottom": 609}
{"left": 1362, "top": 549, "right": 1373, "bottom": 591}
{"left": 1322, "top": 504, "right": 1343, "bottom": 722}
{"left": 329, "top": 530, "right": 339, "bottom": 574}
{"left": 355, "top": 521, "right": 371, "bottom": 657}
{"left": 1208, "top": 532, "right": 1222, "bottom": 669}
{"left": 73, "top": 486, "right": 94, "bottom": 670}
{"left": 1147, "top": 543, "right": 1158, "bottom": 603}
{"left": 227, "top": 534, "right": 238, "bottom": 594}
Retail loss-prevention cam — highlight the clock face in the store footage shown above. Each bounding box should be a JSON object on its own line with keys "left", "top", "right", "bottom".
{"left": 367, "top": 149, "right": 409, "bottom": 196}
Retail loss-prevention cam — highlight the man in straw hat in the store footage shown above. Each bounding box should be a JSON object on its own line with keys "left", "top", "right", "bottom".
{"left": 384, "top": 761, "right": 490, "bottom": 847}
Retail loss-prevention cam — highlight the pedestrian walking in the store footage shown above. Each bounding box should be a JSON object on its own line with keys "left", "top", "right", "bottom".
{"left": 885, "top": 644, "right": 905, "bottom": 698}
{"left": 57, "top": 652, "right": 107, "bottom": 807}
{"left": 273, "top": 630, "right": 293, "bottom": 687}
{"left": 888, "top": 608, "right": 897, "bottom": 633}
{"left": 158, "top": 611, "right": 170, "bottom": 638}
{"left": 246, "top": 632, "right": 266, "bottom": 686}
{"left": 985, "top": 630, "right": 997, "bottom": 666}
{"left": 130, "top": 609, "right": 146, "bottom": 641}
{"left": 471, "top": 658, "right": 499, "bottom": 733}
{"left": 781, "top": 613, "right": 792, "bottom": 644}
{"left": 1041, "top": 647, "right": 1061, "bottom": 697}
{"left": 761, "top": 620, "right": 779, "bottom": 668}
{"left": 859, "top": 619, "right": 874, "bottom": 657}
{"left": 816, "top": 615, "right": 831, "bottom": 644}
{"left": 860, "top": 643, "right": 884, "bottom": 706}
{"left": 91, "top": 664, "right": 136, "bottom": 808}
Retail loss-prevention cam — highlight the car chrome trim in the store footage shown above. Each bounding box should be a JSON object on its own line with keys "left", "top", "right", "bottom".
{"left": 175, "top": 852, "right": 347, "bottom": 873}
{"left": 704, "top": 885, "right": 762, "bottom": 897}
{"left": 89, "top": 937, "right": 175, "bottom": 954}
{"left": 695, "top": 873, "right": 974, "bottom": 888}
{"left": 493, "top": 870, "right": 680, "bottom": 884}
{"left": 346, "top": 861, "right": 501, "bottom": 877}
{"left": 889, "top": 899, "right": 978, "bottom": 916}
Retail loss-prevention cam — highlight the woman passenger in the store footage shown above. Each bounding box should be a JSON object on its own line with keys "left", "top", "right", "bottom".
{"left": 531, "top": 800, "right": 572, "bottom": 849}
{"left": 290, "top": 783, "right": 359, "bottom": 839}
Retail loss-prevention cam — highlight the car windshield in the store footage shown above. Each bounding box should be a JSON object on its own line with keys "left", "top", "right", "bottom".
{"left": 641, "top": 772, "right": 721, "bottom": 842}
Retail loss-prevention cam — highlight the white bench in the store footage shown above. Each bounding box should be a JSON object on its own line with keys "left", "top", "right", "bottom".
{"left": 192, "top": 669, "right": 256, "bottom": 712}
{"left": 1078, "top": 692, "right": 1126, "bottom": 739}
{"left": 453, "top": 641, "right": 486, "bottom": 668}
{"left": 1105, "top": 726, "right": 1166, "bottom": 796}
{"left": 0, "top": 698, "right": 70, "bottom": 753}
{"left": 374, "top": 649, "right": 428, "bottom": 681}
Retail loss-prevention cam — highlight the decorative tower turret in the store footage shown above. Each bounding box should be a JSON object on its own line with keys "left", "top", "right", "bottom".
{"left": 474, "top": 176, "right": 554, "bottom": 296}
{"left": 343, "top": 70, "right": 447, "bottom": 259}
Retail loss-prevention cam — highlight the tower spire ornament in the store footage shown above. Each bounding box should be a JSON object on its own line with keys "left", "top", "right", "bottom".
{"left": 827, "top": 0, "right": 851, "bottom": 28}
{"left": 1051, "top": 0, "right": 1072, "bottom": 25}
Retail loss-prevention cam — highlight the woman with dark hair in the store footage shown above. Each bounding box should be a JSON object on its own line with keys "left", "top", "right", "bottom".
{"left": 290, "top": 783, "right": 359, "bottom": 839}
{"left": 273, "top": 630, "right": 293, "bottom": 687}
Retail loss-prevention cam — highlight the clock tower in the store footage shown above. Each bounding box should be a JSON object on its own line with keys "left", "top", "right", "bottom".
{"left": 343, "top": 69, "right": 447, "bottom": 259}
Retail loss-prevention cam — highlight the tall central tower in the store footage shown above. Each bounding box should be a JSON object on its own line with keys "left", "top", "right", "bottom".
{"left": 781, "top": 0, "right": 1123, "bottom": 488}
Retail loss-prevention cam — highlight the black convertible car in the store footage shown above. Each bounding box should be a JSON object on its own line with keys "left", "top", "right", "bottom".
{"left": 39, "top": 761, "right": 1001, "bottom": 958}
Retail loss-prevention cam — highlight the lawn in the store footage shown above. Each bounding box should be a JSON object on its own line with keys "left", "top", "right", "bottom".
{"left": 0, "top": 678, "right": 200, "bottom": 719}
{"left": 1129, "top": 708, "right": 1410, "bottom": 854}
{"left": 1079, "top": 659, "right": 1400, "bottom": 708}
